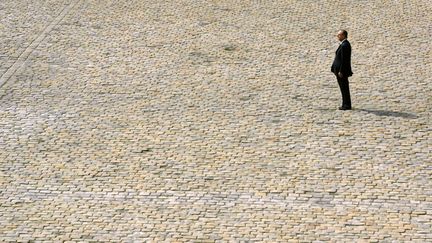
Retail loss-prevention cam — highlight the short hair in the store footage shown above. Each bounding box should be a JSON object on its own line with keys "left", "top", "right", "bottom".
{"left": 340, "top": 30, "right": 348, "bottom": 38}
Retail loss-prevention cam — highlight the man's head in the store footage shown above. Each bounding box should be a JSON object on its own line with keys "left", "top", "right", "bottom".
{"left": 337, "top": 30, "right": 348, "bottom": 41}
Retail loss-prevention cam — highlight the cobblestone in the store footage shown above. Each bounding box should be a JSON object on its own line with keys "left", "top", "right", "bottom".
{"left": 0, "top": 0, "right": 431, "bottom": 241}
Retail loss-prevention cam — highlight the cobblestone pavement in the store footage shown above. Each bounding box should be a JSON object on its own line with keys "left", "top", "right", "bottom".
{"left": 0, "top": 0, "right": 431, "bottom": 241}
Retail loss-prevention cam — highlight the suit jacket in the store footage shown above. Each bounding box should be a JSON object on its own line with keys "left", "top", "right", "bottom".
{"left": 331, "top": 40, "right": 353, "bottom": 77}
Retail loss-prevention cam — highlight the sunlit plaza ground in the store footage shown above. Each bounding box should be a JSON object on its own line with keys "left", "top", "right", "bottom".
{"left": 0, "top": 0, "right": 431, "bottom": 241}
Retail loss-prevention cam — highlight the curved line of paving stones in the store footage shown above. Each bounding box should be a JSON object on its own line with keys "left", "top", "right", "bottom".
{"left": 0, "top": 0, "right": 81, "bottom": 89}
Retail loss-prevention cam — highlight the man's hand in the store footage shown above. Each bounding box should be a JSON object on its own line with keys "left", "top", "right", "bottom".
{"left": 338, "top": 72, "right": 344, "bottom": 78}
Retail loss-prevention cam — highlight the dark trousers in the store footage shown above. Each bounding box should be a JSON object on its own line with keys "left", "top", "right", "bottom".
{"left": 336, "top": 75, "right": 351, "bottom": 108}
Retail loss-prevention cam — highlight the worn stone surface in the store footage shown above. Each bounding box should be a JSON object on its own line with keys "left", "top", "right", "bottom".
{"left": 0, "top": 0, "right": 431, "bottom": 241}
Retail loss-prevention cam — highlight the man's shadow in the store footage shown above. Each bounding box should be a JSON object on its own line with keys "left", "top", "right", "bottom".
{"left": 356, "top": 108, "right": 418, "bottom": 119}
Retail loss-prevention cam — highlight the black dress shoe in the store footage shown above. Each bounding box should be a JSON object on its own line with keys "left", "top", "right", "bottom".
{"left": 339, "top": 106, "right": 352, "bottom": 110}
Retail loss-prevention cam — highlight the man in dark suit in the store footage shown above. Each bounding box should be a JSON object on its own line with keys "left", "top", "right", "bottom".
{"left": 331, "top": 30, "right": 353, "bottom": 110}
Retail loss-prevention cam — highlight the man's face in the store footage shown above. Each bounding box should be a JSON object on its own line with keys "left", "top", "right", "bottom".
{"left": 337, "top": 31, "right": 345, "bottom": 41}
